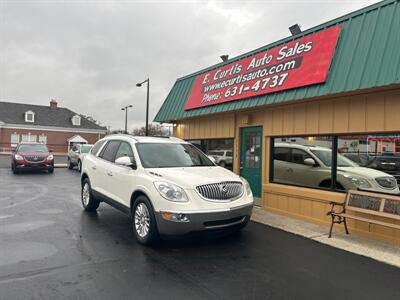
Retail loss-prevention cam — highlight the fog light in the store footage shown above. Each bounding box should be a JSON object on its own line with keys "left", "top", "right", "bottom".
{"left": 161, "top": 212, "right": 190, "bottom": 223}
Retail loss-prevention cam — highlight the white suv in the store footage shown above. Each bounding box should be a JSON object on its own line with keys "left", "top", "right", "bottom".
{"left": 81, "top": 135, "right": 253, "bottom": 245}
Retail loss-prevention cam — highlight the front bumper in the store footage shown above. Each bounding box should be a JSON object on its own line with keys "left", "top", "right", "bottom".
{"left": 154, "top": 204, "right": 253, "bottom": 236}
{"left": 15, "top": 162, "right": 54, "bottom": 170}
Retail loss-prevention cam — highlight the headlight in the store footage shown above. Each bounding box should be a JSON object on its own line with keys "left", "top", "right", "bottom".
{"left": 343, "top": 174, "right": 371, "bottom": 188}
{"left": 240, "top": 176, "right": 252, "bottom": 196}
{"left": 47, "top": 155, "right": 54, "bottom": 161}
{"left": 14, "top": 154, "right": 24, "bottom": 161}
{"left": 154, "top": 181, "right": 189, "bottom": 202}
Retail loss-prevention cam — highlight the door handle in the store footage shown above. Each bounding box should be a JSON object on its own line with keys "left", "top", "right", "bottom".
{"left": 286, "top": 168, "right": 293, "bottom": 173}
{"left": 92, "top": 166, "right": 97, "bottom": 170}
{"left": 107, "top": 171, "right": 113, "bottom": 176}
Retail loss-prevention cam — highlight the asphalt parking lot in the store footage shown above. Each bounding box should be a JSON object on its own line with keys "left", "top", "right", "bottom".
{"left": 0, "top": 168, "right": 399, "bottom": 300}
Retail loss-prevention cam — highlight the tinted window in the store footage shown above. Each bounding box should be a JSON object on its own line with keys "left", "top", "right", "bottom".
{"left": 272, "top": 137, "right": 333, "bottom": 190}
{"left": 91, "top": 140, "right": 106, "bottom": 156}
{"left": 274, "top": 147, "right": 290, "bottom": 162}
{"left": 115, "top": 142, "right": 135, "bottom": 163}
{"left": 338, "top": 134, "right": 400, "bottom": 191}
{"left": 100, "top": 141, "right": 120, "bottom": 162}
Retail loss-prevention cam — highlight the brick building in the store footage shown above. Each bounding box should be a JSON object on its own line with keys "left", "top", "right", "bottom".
{"left": 0, "top": 100, "right": 107, "bottom": 153}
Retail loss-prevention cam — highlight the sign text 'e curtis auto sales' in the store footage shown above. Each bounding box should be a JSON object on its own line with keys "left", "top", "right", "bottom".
{"left": 184, "top": 25, "right": 341, "bottom": 110}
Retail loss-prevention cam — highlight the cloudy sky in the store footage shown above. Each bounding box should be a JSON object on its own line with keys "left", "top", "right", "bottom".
{"left": 0, "top": 0, "right": 379, "bottom": 131}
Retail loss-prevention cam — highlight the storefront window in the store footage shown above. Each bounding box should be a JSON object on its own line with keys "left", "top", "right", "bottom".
{"left": 338, "top": 134, "right": 400, "bottom": 193}
{"left": 272, "top": 136, "right": 333, "bottom": 189}
{"left": 187, "top": 139, "right": 234, "bottom": 170}
{"left": 271, "top": 133, "right": 400, "bottom": 194}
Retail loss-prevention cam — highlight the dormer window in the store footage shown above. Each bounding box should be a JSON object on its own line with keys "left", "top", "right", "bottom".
{"left": 25, "top": 110, "right": 35, "bottom": 123}
{"left": 72, "top": 115, "right": 81, "bottom": 126}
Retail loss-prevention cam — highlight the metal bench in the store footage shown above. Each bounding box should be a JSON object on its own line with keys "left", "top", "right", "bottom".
{"left": 327, "top": 190, "right": 400, "bottom": 238}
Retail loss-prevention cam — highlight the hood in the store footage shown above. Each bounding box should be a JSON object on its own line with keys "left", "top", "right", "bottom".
{"left": 145, "top": 166, "right": 241, "bottom": 189}
{"left": 338, "top": 166, "right": 395, "bottom": 179}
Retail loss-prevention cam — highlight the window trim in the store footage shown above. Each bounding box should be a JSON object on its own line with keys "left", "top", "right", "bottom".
{"left": 115, "top": 141, "right": 136, "bottom": 165}
{"left": 25, "top": 111, "right": 35, "bottom": 123}
{"left": 72, "top": 115, "right": 81, "bottom": 126}
{"left": 270, "top": 131, "right": 400, "bottom": 193}
{"left": 11, "top": 133, "right": 20, "bottom": 147}
{"left": 91, "top": 140, "right": 107, "bottom": 156}
{"left": 98, "top": 140, "right": 121, "bottom": 163}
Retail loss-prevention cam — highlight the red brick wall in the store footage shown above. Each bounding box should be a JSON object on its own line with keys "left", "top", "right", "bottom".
{"left": 0, "top": 128, "right": 105, "bottom": 154}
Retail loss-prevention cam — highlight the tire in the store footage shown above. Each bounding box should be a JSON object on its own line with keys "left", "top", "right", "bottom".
{"left": 48, "top": 168, "right": 54, "bottom": 174}
{"left": 219, "top": 161, "right": 226, "bottom": 168}
{"left": 81, "top": 178, "right": 100, "bottom": 212}
{"left": 67, "top": 159, "right": 73, "bottom": 170}
{"left": 132, "top": 196, "right": 159, "bottom": 245}
{"left": 12, "top": 164, "right": 19, "bottom": 175}
{"left": 77, "top": 160, "right": 82, "bottom": 173}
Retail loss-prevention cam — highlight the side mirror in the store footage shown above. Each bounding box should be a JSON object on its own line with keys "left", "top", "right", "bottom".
{"left": 304, "top": 158, "right": 317, "bottom": 166}
{"left": 208, "top": 155, "right": 216, "bottom": 164}
{"left": 115, "top": 156, "right": 137, "bottom": 169}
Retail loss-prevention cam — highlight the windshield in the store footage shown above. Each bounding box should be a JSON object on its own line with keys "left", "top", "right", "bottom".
{"left": 17, "top": 144, "right": 48, "bottom": 153}
{"left": 136, "top": 143, "right": 215, "bottom": 168}
{"left": 80, "top": 145, "right": 92, "bottom": 153}
{"left": 311, "top": 149, "right": 358, "bottom": 167}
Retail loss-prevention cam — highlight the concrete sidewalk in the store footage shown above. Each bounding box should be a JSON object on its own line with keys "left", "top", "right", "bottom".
{"left": 251, "top": 207, "right": 400, "bottom": 268}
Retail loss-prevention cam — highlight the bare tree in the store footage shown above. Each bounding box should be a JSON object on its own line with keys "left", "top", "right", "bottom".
{"left": 132, "top": 123, "right": 166, "bottom": 136}
{"left": 81, "top": 114, "right": 101, "bottom": 125}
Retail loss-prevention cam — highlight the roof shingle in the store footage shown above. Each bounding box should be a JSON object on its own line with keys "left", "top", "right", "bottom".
{"left": 0, "top": 101, "right": 106, "bottom": 131}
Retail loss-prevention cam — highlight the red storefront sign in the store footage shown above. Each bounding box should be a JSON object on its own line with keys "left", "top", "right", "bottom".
{"left": 184, "top": 25, "right": 341, "bottom": 110}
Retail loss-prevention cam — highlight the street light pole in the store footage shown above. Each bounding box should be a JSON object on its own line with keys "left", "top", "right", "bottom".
{"left": 121, "top": 105, "right": 133, "bottom": 134}
{"left": 136, "top": 78, "right": 150, "bottom": 136}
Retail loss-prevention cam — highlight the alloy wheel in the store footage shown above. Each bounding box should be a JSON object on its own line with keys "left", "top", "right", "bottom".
{"left": 134, "top": 203, "right": 150, "bottom": 238}
{"left": 82, "top": 183, "right": 90, "bottom": 206}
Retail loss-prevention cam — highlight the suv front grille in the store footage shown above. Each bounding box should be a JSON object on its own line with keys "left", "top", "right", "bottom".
{"left": 24, "top": 156, "right": 46, "bottom": 163}
{"left": 196, "top": 181, "right": 243, "bottom": 201}
{"left": 375, "top": 177, "right": 397, "bottom": 189}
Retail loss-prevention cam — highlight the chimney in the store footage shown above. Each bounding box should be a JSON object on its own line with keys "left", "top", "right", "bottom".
{"left": 50, "top": 99, "right": 58, "bottom": 110}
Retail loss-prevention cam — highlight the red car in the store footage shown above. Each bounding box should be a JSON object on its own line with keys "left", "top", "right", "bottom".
{"left": 11, "top": 142, "right": 54, "bottom": 174}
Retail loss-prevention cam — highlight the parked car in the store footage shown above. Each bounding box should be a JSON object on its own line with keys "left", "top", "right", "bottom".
{"left": 342, "top": 152, "right": 370, "bottom": 167}
{"left": 81, "top": 135, "right": 253, "bottom": 245}
{"left": 11, "top": 142, "right": 54, "bottom": 174}
{"left": 68, "top": 144, "right": 93, "bottom": 172}
{"left": 207, "top": 149, "right": 233, "bottom": 167}
{"left": 274, "top": 143, "right": 399, "bottom": 194}
{"left": 366, "top": 155, "right": 400, "bottom": 184}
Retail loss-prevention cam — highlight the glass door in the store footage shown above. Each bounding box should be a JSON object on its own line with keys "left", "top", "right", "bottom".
{"left": 240, "top": 127, "right": 262, "bottom": 201}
